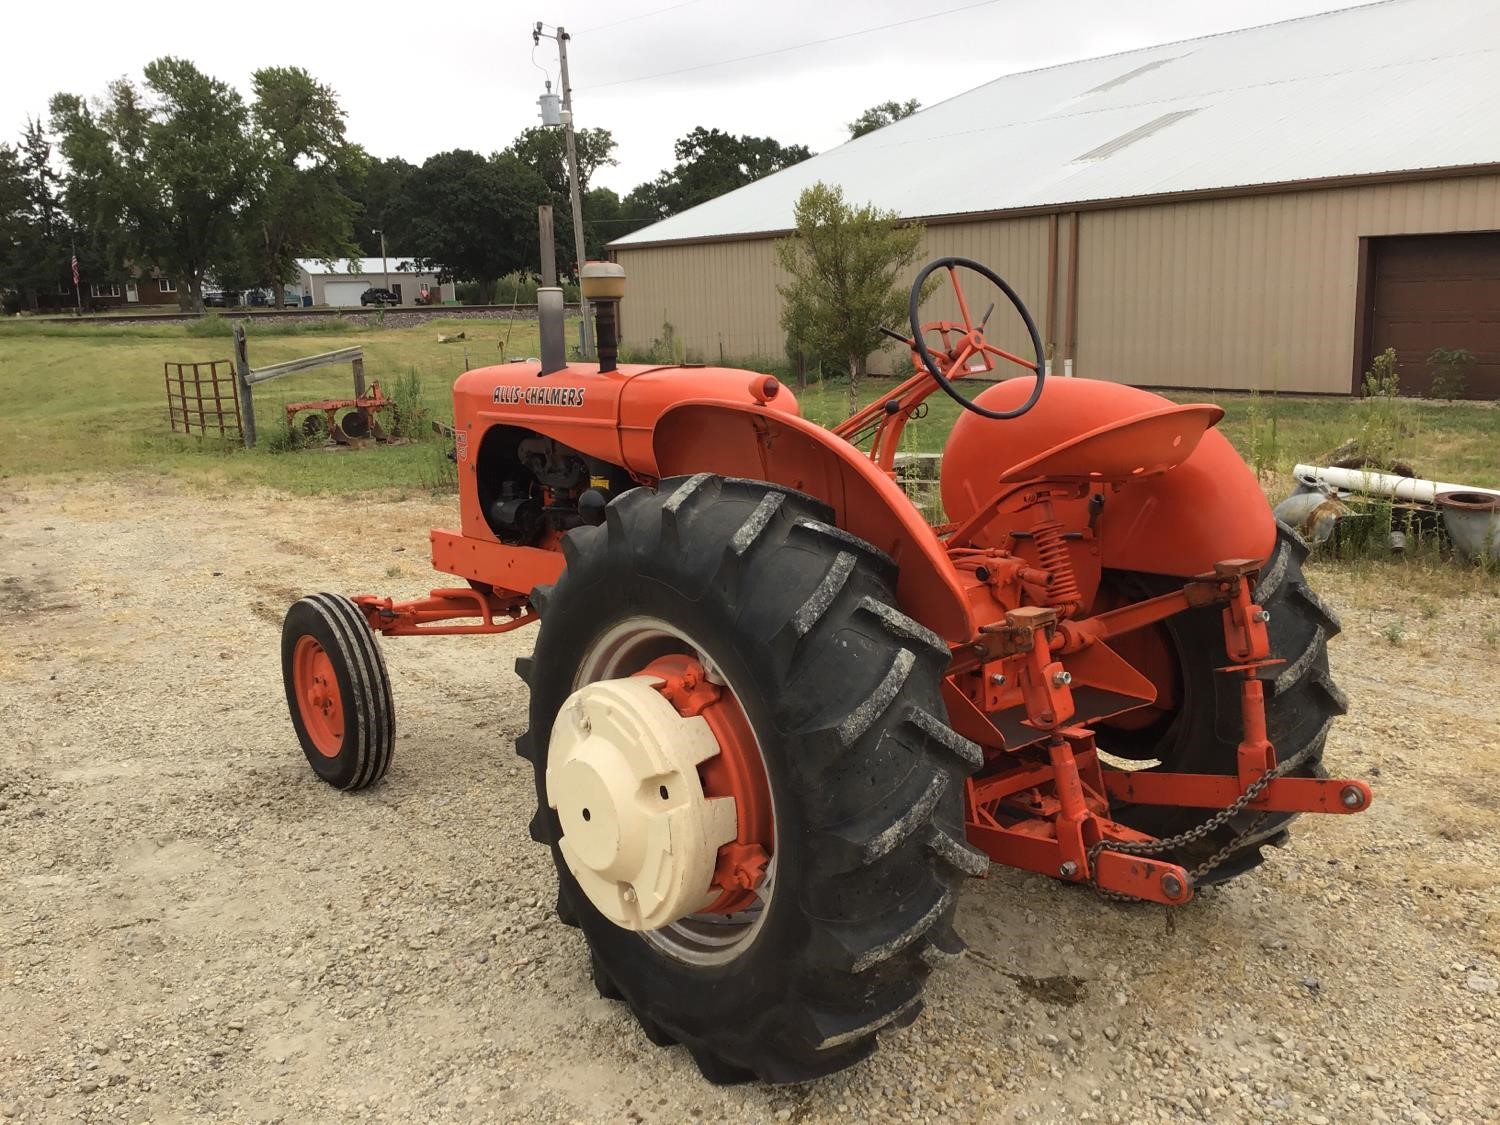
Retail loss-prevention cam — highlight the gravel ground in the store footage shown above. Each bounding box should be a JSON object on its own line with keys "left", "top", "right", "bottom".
{"left": 2, "top": 477, "right": 1498, "bottom": 1124}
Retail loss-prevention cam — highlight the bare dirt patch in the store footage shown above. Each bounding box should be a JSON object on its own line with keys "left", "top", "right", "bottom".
{"left": 2, "top": 478, "right": 1498, "bottom": 1123}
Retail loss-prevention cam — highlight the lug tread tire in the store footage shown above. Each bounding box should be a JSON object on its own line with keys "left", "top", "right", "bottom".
{"left": 517, "top": 476, "right": 979, "bottom": 1084}
{"left": 281, "top": 594, "right": 394, "bottom": 791}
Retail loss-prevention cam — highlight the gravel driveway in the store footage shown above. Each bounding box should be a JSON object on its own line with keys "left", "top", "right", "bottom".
{"left": 2, "top": 478, "right": 1497, "bottom": 1123}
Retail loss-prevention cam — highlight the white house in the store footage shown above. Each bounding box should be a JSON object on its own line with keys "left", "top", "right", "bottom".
{"left": 295, "top": 258, "right": 457, "bottom": 307}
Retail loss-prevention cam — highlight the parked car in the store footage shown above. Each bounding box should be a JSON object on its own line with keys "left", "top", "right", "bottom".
{"left": 202, "top": 290, "right": 240, "bottom": 308}
{"left": 240, "top": 288, "right": 304, "bottom": 308}
{"left": 360, "top": 287, "right": 401, "bottom": 307}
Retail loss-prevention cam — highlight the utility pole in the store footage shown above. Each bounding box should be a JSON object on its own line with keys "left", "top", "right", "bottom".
{"left": 535, "top": 22, "right": 593, "bottom": 358}
{"left": 373, "top": 228, "right": 391, "bottom": 296}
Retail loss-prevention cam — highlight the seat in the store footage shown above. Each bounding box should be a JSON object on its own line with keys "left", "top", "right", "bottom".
{"left": 997, "top": 403, "right": 1225, "bottom": 486}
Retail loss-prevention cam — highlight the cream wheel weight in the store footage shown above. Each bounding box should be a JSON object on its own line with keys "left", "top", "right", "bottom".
{"left": 546, "top": 676, "right": 737, "bottom": 930}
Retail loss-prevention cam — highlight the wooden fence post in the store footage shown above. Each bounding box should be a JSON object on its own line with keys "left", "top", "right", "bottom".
{"left": 233, "top": 324, "right": 257, "bottom": 448}
{"left": 351, "top": 354, "right": 369, "bottom": 431}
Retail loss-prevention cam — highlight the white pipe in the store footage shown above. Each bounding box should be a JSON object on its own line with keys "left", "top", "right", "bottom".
{"left": 1293, "top": 464, "right": 1500, "bottom": 503}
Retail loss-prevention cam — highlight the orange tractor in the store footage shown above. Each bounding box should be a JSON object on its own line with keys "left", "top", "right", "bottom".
{"left": 281, "top": 258, "right": 1368, "bottom": 1084}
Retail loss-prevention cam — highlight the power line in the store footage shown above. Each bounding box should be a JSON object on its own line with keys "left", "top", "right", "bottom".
{"left": 575, "top": 0, "right": 708, "bottom": 36}
{"left": 581, "top": 0, "right": 1005, "bottom": 91}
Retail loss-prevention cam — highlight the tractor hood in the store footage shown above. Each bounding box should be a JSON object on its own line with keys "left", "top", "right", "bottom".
{"left": 453, "top": 360, "right": 800, "bottom": 420}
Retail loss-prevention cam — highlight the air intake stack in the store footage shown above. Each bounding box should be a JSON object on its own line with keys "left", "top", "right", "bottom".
{"left": 580, "top": 261, "right": 625, "bottom": 374}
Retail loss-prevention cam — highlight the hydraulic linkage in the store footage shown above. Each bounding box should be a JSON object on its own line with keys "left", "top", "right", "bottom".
{"left": 959, "top": 560, "right": 1372, "bottom": 904}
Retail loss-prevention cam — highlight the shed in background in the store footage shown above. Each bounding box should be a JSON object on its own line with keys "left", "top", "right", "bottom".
{"left": 295, "top": 259, "right": 456, "bottom": 308}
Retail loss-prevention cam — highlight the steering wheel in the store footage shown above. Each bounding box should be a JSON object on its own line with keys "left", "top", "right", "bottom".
{"left": 908, "top": 256, "right": 1046, "bottom": 420}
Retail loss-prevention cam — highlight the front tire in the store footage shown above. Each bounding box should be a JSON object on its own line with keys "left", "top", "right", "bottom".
{"left": 517, "top": 475, "right": 985, "bottom": 1084}
{"left": 281, "top": 594, "right": 394, "bottom": 790}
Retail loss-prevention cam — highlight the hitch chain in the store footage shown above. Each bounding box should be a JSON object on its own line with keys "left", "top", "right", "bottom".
{"left": 1085, "top": 742, "right": 1316, "bottom": 902}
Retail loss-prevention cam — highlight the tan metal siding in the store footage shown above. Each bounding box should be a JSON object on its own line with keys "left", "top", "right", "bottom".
{"left": 617, "top": 221, "right": 1050, "bottom": 372}
{"left": 912, "top": 218, "right": 1051, "bottom": 366}
{"left": 615, "top": 240, "right": 788, "bottom": 362}
{"left": 617, "top": 174, "right": 1500, "bottom": 392}
{"left": 1077, "top": 175, "right": 1500, "bottom": 392}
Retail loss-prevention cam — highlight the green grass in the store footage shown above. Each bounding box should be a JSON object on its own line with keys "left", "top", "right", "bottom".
{"left": 2, "top": 321, "right": 1495, "bottom": 497}
{"left": 0, "top": 316, "right": 574, "bottom": 495}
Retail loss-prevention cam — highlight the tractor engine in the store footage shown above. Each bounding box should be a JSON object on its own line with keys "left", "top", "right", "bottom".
{"left": 477, "top": 429, "right": 629, "bottom": 546}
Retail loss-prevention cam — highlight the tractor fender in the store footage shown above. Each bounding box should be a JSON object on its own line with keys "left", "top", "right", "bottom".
{"left": 646, "top": 401, "right": 976, "bottom": 642}
{"left": 1096, "top": 428, "right": 1276, "bottom": 576}
{"left": 941, "top": 378, "right": 1276, "bottom": 577}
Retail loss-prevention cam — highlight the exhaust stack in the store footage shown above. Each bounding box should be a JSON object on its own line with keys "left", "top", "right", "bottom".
{"left": 580, "top": 261, "right": 626, "bottom": 374}
{"left": 538, "top": 286, "right": 567, "bottom": 375}
{"left": 536, "top": 203, "right": 568, "bottom": 375}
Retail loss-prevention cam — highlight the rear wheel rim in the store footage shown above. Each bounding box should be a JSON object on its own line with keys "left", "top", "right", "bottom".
{"left": 574, "top": 616, "right": 777, "bottom": 966}
{"left": 292, "top": 635, "right": 344, "bottom": 758}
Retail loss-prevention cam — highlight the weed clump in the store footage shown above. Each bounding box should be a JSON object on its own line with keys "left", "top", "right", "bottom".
{"left": 1246, "top": 387, "right": 1280, "bottom": 479}
{"left": 1350, "top": 347, "right": 1418, "bottom": 473}
{"left": 390, "top": 368, "right": 430, "bottom": 439}
{"left": 262, "top": 419, "right": 303, "bottom": 455}
{"left": 619, "top": 318, "right": 686, "bottom": 365}
{"left": 1425, "top": 346, "right": 1473, "bottom": 400}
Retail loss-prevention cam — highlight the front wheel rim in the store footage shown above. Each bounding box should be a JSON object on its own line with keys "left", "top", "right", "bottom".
{"left": 292, "top": 635, "right": 344, "bottom": 758}
{"left": 573, "top": 616, "right": 777, "bottom": 967}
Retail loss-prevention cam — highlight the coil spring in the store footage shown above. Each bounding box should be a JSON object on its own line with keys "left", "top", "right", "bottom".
{"left": 1032, "top": 518, "right": 1082, "bottom": 610}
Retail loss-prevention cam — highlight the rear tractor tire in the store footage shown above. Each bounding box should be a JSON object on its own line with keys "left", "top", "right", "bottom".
{"left": 281, "top": 593, "right": 395, "bottom": 790}
{"left": 1098, "top": 523, "right": 1347, "bottom": 883}
{"left": 517, "top": 474, "right": 986, "bottom": 1084}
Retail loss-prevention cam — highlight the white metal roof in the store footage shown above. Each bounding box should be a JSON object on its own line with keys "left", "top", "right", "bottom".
{"left": 612, "top": 0, "right": 1500, "bottom": 247}
{"left": 296, "top": 257, "right": 433, "bottom": 276}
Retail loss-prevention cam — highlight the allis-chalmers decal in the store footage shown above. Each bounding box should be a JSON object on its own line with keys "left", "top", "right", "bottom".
{"left": 492, "top": 384, "right": 587, "bottom": 407}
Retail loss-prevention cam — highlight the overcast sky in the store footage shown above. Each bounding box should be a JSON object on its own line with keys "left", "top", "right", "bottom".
{"left": 5, "top": 0, "right": 1365, "bottom": 204}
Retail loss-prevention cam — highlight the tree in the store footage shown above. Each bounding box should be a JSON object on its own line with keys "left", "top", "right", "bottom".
{"left": 20, "top": 119, "right": 71, "bottom": 304}
{"left": 504, "top": 125, "right": 616, "bottom": 200}
{"left": 0, "top": 145, "right": 28, "bottom": 310}
{"left": 581, "top": 185, "right": 624, "bottom": 259}
{"left": 240, "top": 66, "right": 364, "bottom": 303}
{"left": 51, "top": 57, "right": 260, "bottom": 311}
{"left": 644, "top": 127, "right": 811, "bottom": 219}
{"left": 619, "top": 180, "right": 666, "bottom": 230}
{"left": 397, "top": 150, "right": 546, "bottom": 298}
{"left": 775, "top": 183, "right": 925, "bottom": 414}
{"left": 0, "top": 120, "right": 75, "bottom": 311}
{"left": 20, "top": 119, "right": 64, "bottom": 245}
{"left": 504, "top": 125, "right": 616, "bottom": 273}
{"left": 847, "top": 99, "right": 921, "bottom": 139}
{"left": 351, "top": 155, "right": 415, "bottom": 256}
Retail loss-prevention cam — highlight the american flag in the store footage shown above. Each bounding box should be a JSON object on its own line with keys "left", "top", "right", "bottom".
{"left": 70, "top": 254, "right": 80, "bottom": 286}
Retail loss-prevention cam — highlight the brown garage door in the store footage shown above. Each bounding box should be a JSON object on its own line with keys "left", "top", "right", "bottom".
{"left": 1363, "top": 232, "right": 1500, "bottom": 398}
